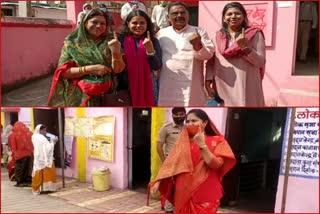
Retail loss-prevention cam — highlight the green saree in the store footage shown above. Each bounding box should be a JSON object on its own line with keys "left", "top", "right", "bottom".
{"left": 48, "top": 10, "right": 114, "bottom": 106}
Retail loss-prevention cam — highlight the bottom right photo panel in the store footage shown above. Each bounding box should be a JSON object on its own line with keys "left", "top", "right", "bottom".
{"left": 148, "top": 107, "right": 318, "bottom": 213}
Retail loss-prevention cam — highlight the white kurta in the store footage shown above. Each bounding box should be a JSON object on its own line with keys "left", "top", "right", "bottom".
{"left": 157, "top": 25, "right": 214, "bottom": 106}
{"left": 151, "top": 5, "right": 169, "bottom": 29}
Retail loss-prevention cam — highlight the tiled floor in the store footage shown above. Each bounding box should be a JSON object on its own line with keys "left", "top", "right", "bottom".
{"left": 1, "top": 166, "right": 239, "bottom": 213}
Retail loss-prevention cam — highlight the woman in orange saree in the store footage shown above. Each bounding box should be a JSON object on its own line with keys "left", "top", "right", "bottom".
{"left": 150, "top": 109, "right": 236, "bottom": 213}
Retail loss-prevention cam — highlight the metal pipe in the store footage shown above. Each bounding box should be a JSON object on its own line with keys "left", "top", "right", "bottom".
{"left": 280, "top": 108, "right": 296, "bottom": 213}
{"left": 58, "top": 108, "right": 65, "bottom": 188}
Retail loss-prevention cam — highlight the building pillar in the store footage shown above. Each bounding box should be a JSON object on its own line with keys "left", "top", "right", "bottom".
{"left": 18, "top": 1, "right": 32, "bottom": 17}
{"left": 66, "top": 0, "right": 86, "bottom": 25}
{"left": 76, "top": 108, "right": 87, "bottom": 182}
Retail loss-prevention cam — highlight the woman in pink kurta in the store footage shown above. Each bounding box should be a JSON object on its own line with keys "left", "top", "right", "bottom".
{"left": 205, "top": 2, "right": 266, "bottom": 107}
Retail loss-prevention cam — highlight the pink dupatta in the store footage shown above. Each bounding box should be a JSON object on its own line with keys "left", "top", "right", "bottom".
{"left": 215, "top": 27, "right": 266, "bottom": 79}
{"left": 124, "top": 36, "right": 154, "bottom": 106}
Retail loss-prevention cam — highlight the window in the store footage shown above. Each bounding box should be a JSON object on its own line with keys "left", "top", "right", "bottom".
{"left": 2, "top": 8, "right": 14, "bottom": 16}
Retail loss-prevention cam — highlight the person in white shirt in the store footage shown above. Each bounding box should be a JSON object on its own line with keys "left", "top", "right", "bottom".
{"left": 156, "top": 2, "right": 214, "bottom": 106}
{"left": 151, "top": 1, "right": 170, "bottom": 33}
{"left": 121, "top": 0, "right": 147, "bottom": 21}
{"left": 297, "top": 1, "right": 318, "bottom": 63}
{"left": 77, "top": 3, "right": 92, "bottom": 26}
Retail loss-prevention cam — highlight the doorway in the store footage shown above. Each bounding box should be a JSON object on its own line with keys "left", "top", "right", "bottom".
{"left": 9, "top": 112, "right": 18, "bottom": 126}
{"left": 128, "top": 108, "right": 152, "bottom": 192}
{"left": 222, "top": 108, "right": 288, "bottom": 212}
{"left": 294, "top": 1, "right": 319, "bottom": 76}
{"left": 33, "top": 108, "right": 65, "bottom": 168}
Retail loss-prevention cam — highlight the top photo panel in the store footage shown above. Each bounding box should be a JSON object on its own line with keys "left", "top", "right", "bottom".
{"left": 1, "top": 1, "right": 319, "bottom": 107}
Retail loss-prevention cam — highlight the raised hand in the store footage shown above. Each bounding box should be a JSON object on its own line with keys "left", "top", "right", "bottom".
{"left": 193, "top": 125, "right": 206, "bottom": 147}
{"left": 188, "top": 28, "right": 202, "bottom": 51}
{"left": 108, "top": 31, "right": 121, "bottom": 54}
{"left": 143, "top": 31, "right": 155, "bottom": 54}
{"left": 236, "top": 28, "right": 248, "bottom": 49}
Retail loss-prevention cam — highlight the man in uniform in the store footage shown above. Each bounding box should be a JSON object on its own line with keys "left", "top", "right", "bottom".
{"left": 157, "top": 107, "right": 186, "bottom": 212}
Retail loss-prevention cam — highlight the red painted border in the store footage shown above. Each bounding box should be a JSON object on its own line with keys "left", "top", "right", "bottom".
{"left": 2, "top": 22, "right": 73, "bottom": 29}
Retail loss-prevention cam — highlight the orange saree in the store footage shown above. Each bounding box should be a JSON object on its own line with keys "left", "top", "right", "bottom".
{"left": 151, "top": 126, "right": 236, "bottom": 214}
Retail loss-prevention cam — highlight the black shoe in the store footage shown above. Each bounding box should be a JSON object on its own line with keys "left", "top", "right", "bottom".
{"left": 14, "top": 183, "right": 25, "bottom": 187}
{"left": 24, "top": 183, "right": 32, "bottom": 187}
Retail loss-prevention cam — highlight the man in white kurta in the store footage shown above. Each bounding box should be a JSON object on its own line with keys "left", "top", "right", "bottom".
{"left": 157, "top": 2, "right": 214, "bottom": 106}
{"left": 151, "top": 1, "right": 170, "bottom": 32}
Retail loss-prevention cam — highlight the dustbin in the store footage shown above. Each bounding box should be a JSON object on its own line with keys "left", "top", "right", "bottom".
{"left": 91, "top": 167, "right": 111, "bottom": 191}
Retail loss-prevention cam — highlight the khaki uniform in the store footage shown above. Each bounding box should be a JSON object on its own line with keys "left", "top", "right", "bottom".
{"left": 158, "top": 122, "right": 183, "bottom": 212}
{"left": 158, "top": 122, "right": 183, "bottom": 156}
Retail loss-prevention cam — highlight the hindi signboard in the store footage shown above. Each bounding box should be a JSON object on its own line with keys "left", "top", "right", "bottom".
{"left": 280, "top": 108, "right": 319, "bottom": 179}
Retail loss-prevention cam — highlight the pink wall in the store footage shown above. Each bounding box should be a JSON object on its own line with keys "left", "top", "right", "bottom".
{"left": 199, "top": 1, "right": 318, "bottom": 106}
{"left": 1, "top": 17, "right": 72, "bottom": 88}
{"left": 59, "top": 108, "right": 129, "bottom": 189}
{"left": 17, "top": 108, "right": 32, "bottom": 129}
{"left": 274, "top": 176, "right": 319, "bottom": 212}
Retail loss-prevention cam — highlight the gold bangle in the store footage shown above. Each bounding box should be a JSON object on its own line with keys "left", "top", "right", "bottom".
{"left": 78, "top": 67, "right": 82, "bottom": 73}
{"left": 112, "top": 57, "right": 122, "bottom": 62}
{"left": 83, "top": 66, "right": 87, "bottom": 74}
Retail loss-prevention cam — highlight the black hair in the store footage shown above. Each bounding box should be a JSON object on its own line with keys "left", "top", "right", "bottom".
{"left": 167, "top": 2, "right": 188, "bottom": 14}
{"left": 172, "top": 107, "right": 186, "bottom": 115}
{"left": 85, "top": 8, "right": 110, "bottom": 25}
{"left": 187, "top": 109, "right": 217, "bottom": 136}
{"left": 221, "top": 2, "right": 249, "bottom": 39}
{"left": 119, "top": 10, "right": 155, "bottom": 39}
{"left": 39, "top": 125, "right": 47, "bottom": 131}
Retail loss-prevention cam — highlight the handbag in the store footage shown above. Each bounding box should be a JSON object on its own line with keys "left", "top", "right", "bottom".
{"left": 101, "top": 75, "right": 132, "bottom": 106}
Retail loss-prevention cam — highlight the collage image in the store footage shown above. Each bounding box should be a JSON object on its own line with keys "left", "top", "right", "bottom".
{"left": 1, "top": 1, "right": 319, "bottom": 214}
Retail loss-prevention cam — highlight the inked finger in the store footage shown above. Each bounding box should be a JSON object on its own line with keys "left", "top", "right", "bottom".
{"left": 147, "top": 31, "right": 151, "bottom": 40}
{"left": 113, "top": 31, "right": 118, "bottom": 40}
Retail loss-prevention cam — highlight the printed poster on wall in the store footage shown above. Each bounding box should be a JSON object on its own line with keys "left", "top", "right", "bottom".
{"left": 88, "top": 116, "right": 115, "bottom": 162}
{"left": 65, "top": 117, "right": 75, "bottom": 136}
{"left": 73, "top": 117, "right": 93, "bottom": 137}
{"left": 92, "top": 116, "right": 115, "bottom": 137}
{"left": 64, "top": 117, "right": 93, "bottom": 137}
{"left": 280, "top": 108, "right": 319, "bottom": 179}
{"left": 88, "top": 136, "right": 114, "bottom": 162}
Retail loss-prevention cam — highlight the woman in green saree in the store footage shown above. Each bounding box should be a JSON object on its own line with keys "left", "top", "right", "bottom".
{"left": 48, "top": 9, "right": 125, "bottom": 106}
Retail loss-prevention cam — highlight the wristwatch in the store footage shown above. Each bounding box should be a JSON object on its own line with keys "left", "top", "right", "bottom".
{"left": 242, "top": 47, "right": 252, "bottom": 55}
